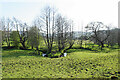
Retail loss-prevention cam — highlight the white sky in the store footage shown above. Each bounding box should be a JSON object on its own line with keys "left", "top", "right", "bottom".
{"left": 0, "top": 0, "right": 119, "bottom": 31}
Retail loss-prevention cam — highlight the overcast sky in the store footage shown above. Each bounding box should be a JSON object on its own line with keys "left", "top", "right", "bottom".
{"left": 0, "top": 0, "right": 119, "bottom": 31}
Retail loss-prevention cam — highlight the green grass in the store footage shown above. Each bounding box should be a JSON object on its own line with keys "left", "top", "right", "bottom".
{"left": 2, "top": 49, "right": 34, "bottom": 58}
{"left": 2, "top": 48, "right": 119, "bottom": 78}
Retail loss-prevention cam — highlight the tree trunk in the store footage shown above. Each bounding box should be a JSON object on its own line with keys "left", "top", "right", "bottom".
{"left": 21, "top": 42, "right": 26, "bottom": 49}
{"left": 100, "top": 42, "right": 104, "bottom": 50}
{"left": 36, "top": 47, "right": 38, "bottom": 50}
{"left": 80, "top": 40, "right": 82, "bottom": 48}
{"left": 8, "top": 42, "right": 10, "bottom": 48}
{"left": 48, "top": 47, "right": 52, "bottom": 53}
{"left": 58, "top": 40, "right": 61, "bottom": 52}
{"left": 31, "top": 46, "right": 33, "bottom": 49}
{"left": 68, "top": 44, "right": 73, "bottom": 49}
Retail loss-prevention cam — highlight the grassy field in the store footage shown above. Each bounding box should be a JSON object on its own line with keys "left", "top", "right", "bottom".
{"left": 2, "top": 48, "right": 119, "bottom": 78}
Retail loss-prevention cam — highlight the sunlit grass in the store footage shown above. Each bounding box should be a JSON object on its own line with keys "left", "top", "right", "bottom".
{"left": 2, "top": 48, "right": 119, "bottom": 78}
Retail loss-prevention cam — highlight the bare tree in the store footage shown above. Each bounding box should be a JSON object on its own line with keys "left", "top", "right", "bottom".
{"left": 85, "top": 22, "right": 110, "bottom": 50}
{"left": 55, "top": 14, "right": 75, "bottom": 52}
{"left": 56, "top": 14, "right": 65, "bottom": 51}
{"left": 0, "top": 17, "right": 13, "bottom": 48}
{"left": 0, "top": 17, "right": 6, "bottom": 45}
{"left": 13, "top": 17, "right": 28, "bottom": 49}
{"left": 84, "top": 28, "right": 89, "bottom": 48}
{"left": 6, "top": 18, "right": 11, "bottom": 47}
{"left": 36, "top": 6, "right": 56, "bottom": 53}
{"left": 79, "top": 22, "right": 84, "bottom": 48}
{"left": 106, "top": 28, "right": 119, "bottom": 47}
{"left": 67, "top": 20, "right": 75, "bottom": 49}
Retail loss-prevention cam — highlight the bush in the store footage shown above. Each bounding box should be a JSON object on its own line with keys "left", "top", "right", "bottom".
{"left": 54, "top": 52, "right": 61, "bottom": 56}
{"left": 40, "top": 48, "right": 48, "bottom": 53}
{"left": 61, "top": 48, "right": 67, "bottom": 53}
{"left": 66, "top": 49, "right": 78, "bottom": 53}
{"left": 47, "top": 52, "right": 61, "bottom": 58}
{"left": 47, "top": 53, "right": 53, "bottom": 57}
{"left": 29, "top": 50, "right": 43, "bottom": 56}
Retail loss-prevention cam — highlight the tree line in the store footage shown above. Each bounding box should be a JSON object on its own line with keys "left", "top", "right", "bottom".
{"left": 1, "top": 6, "right": 75, "bottom": 53}
{"left": 1, "top": 6, "right": 120, "bottom": 54}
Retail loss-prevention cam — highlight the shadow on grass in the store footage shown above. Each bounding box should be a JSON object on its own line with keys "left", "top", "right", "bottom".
{"left": 67, "top": 47, "right": 99, "bottom": 53}
{"left": 2, "top": 46, "right": 33, "bottom": 51}
{"left": 2, "top": 47, "right": 36, "bottom": 58}
{"left": 2, "top": 46, "right": 47, "bottom": 58}
{"left": 2, "top": 46, "right": 16, "bottom": 50}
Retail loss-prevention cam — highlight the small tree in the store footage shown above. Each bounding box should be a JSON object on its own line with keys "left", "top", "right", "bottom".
{"left": 28, "top": 26, "right": 40, "bottom": 50}
{"left": 10, "top": 31, "right": 20, "bottom": 48}
{"left": 67, "top": 20, "right": 75, "bottom": 49}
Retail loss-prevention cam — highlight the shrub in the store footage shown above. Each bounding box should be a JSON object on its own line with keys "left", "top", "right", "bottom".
{"left": 61, "top": 48, "right": 67, "bottom": 53}
{"left": 29, "top": 50, "right": 43, "bottom": 56}
{"left": 40, "top": 48, "right": 48, "bottom": 53}
{"left": 47, "top": 52, "right": 61, "bottom": 58}
{"left": 66, "top": 49, "right": 77, "bottom": 53}
{"left": 54, "top": 52, "right": 61, "bottom": 57}
{"left": 47, "top": 53, "right": 53, "bottom": 57}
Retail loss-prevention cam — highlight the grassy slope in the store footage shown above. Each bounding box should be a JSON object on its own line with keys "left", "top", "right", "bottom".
{"left": 2, "top": 49, "right": 119, "bottom": 78}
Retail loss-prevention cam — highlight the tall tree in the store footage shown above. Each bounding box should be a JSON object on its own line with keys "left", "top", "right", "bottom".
{"left": 6, "top": 18, "right": 11, "bottom": 47}
{"left": 67, "top": 20, "right": 74, "bottom": 49}
{"left": 79, "top": 21, "right": 84, "bottom": 48}
{"left": 1, "top": 17, "right": 13, "bottom": 48}
{"left": 37, "top": 6, "right": 56, "bottom": 53}
{"left": 0, "top": 17, "right": 6, "bottom": 45}
{"left": 55, "top": 14, "right": 70, "bottom": 51}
